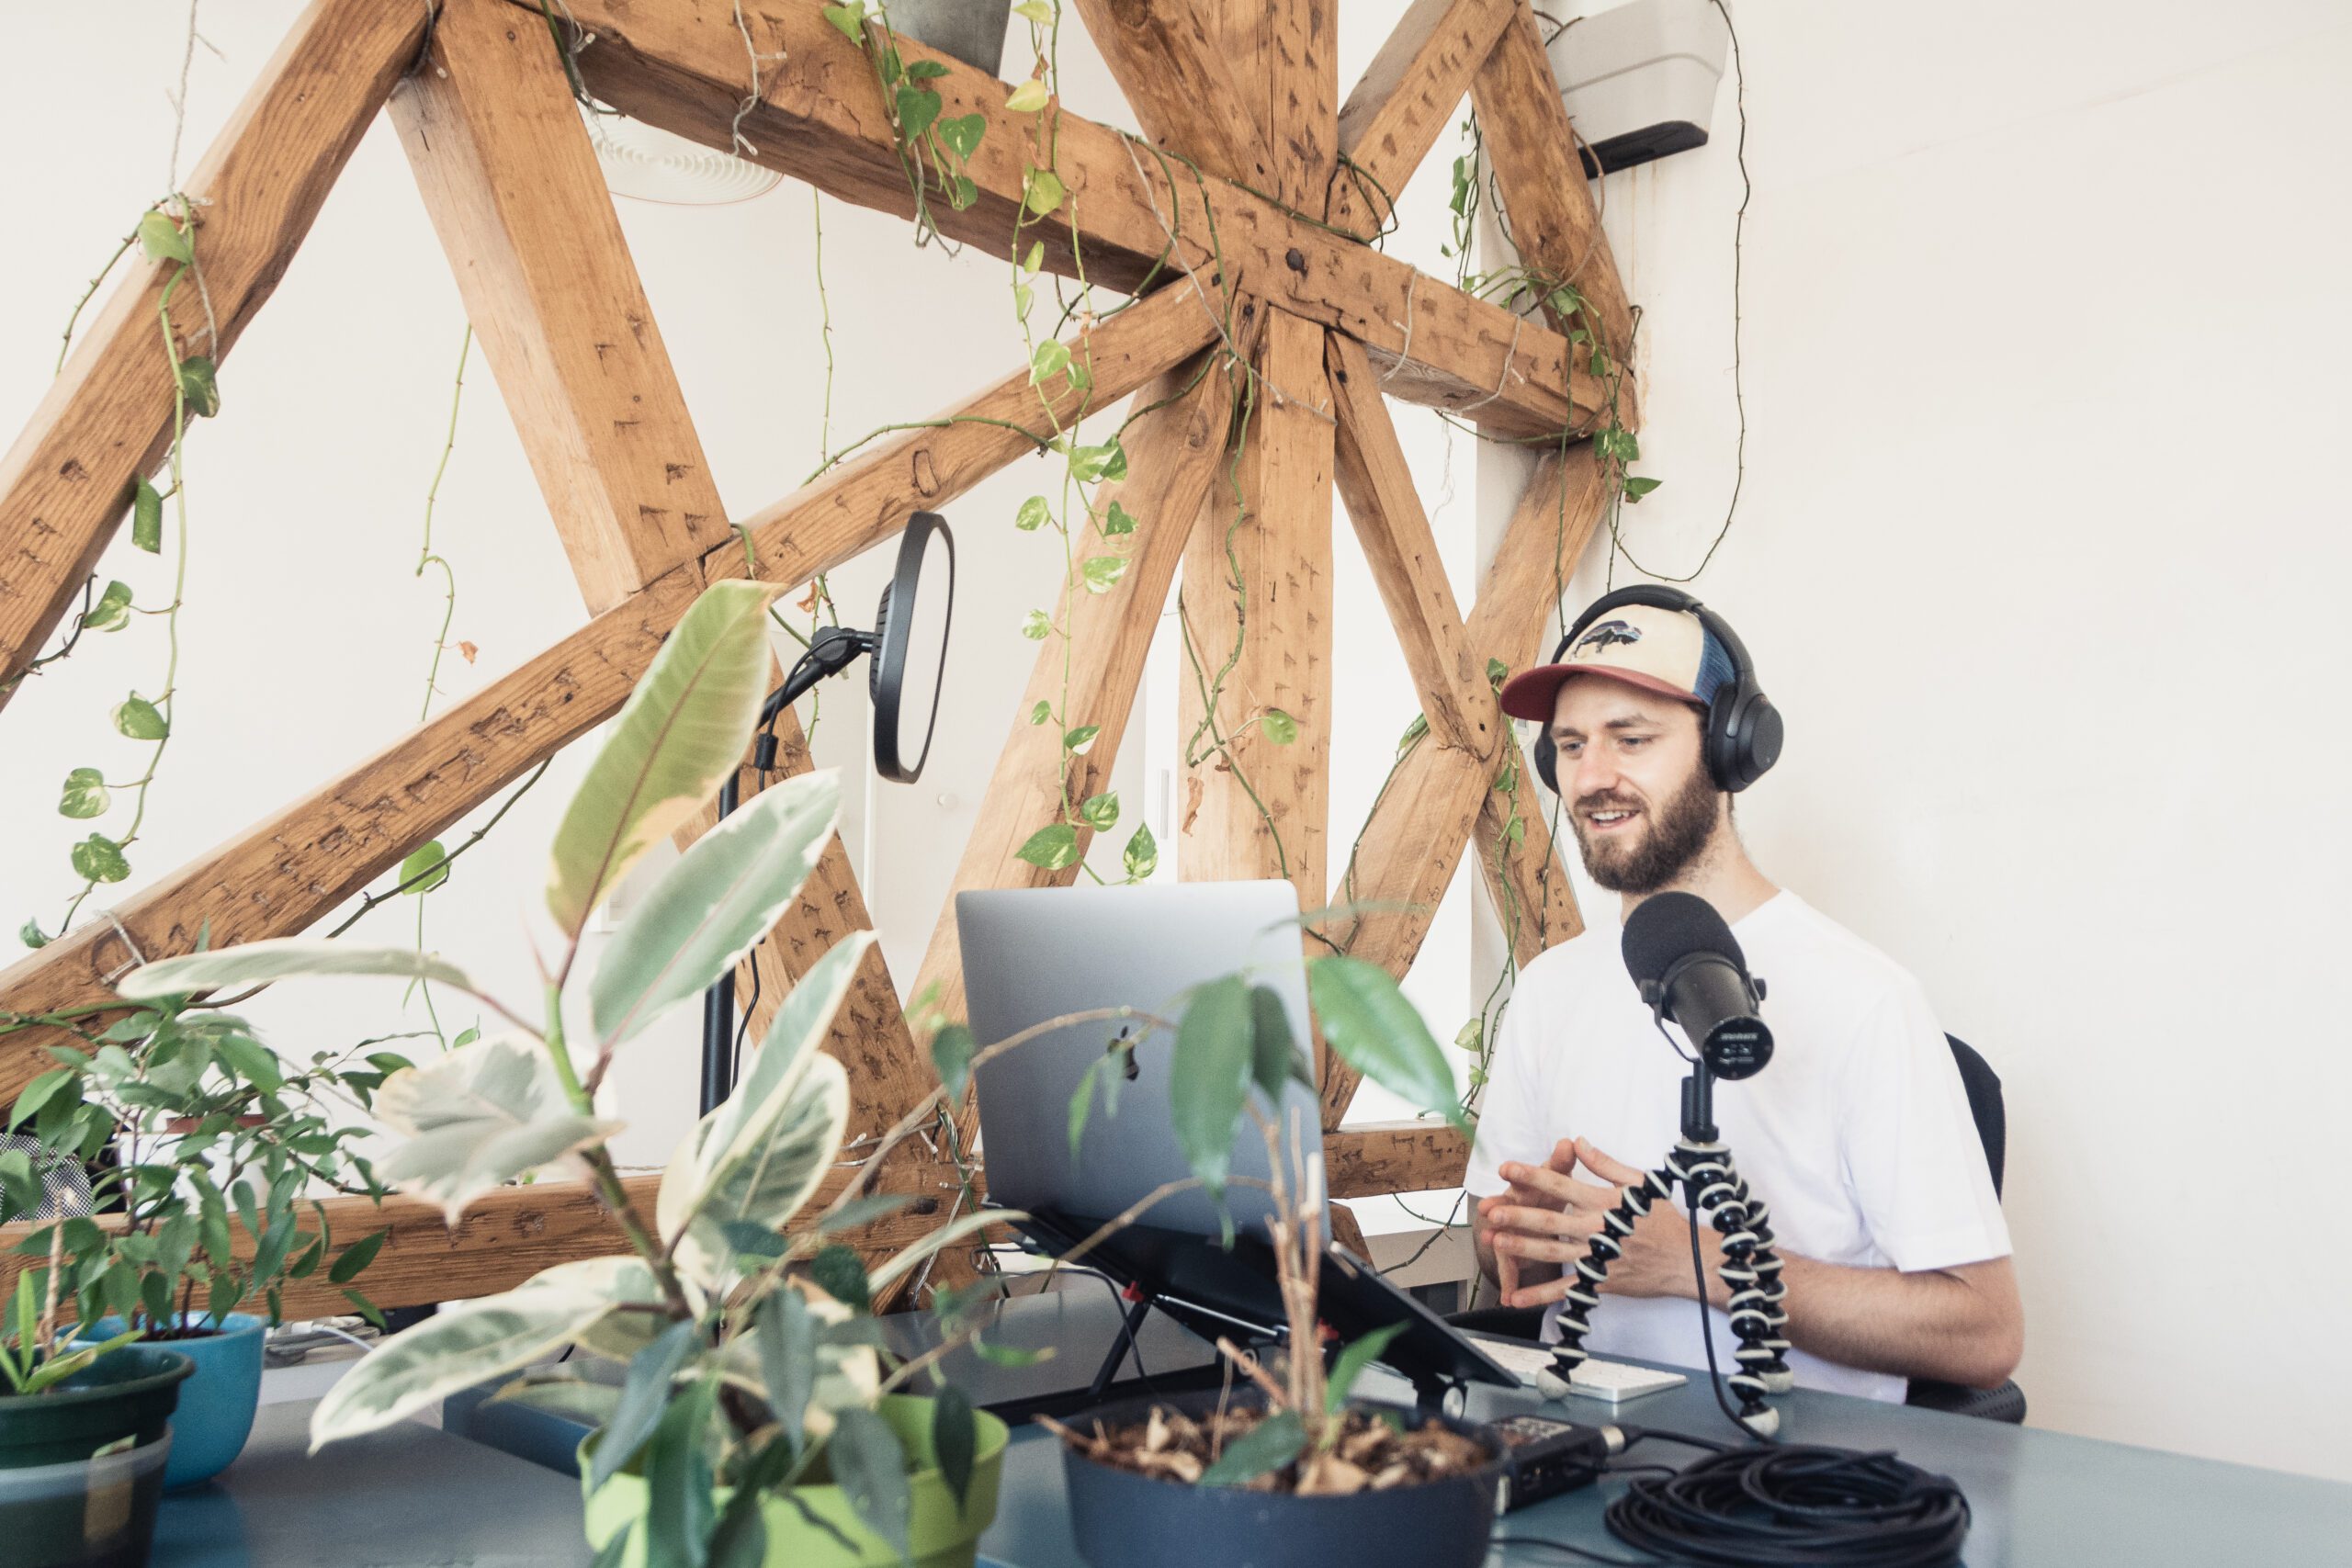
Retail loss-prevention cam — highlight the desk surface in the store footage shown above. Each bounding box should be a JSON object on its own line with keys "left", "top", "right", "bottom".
{"left": 153, "top": 1309, "right": 2352, "bottom": 1568}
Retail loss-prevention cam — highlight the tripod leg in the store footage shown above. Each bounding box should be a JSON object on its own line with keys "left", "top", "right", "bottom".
{"left": 1712, "top": 1149, "right": 1795, "bottom": 1394}
{"left": 1543, "top": 1161, "right": 1679, "bottom": 1380}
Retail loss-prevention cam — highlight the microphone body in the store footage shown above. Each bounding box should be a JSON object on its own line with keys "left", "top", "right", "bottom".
{"left": 1622, "top": 893, "right": 1772, "bottom": 1080}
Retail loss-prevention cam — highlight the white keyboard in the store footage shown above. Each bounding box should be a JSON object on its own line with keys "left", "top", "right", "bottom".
{"left": 1467, "top": 1335, "right": 1689, "bottom": 1404}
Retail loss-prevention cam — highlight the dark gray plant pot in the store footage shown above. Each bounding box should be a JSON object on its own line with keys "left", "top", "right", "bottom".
{"left": 888, "top": 0, "right": 1013, "bottom": 78}
{"left": 1060, "top": 1389, "right": 1506, "bottom": 1568}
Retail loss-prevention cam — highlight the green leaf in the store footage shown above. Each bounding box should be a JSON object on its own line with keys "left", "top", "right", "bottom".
{"left": 1078, "top": 792, "right": 1118, "bottom": 831}
{"left": 1623, "top": 475, "right": 1662, "bottom": 502}
{"left": 327, "top": 1228, "right": 387, "bottom": 1286}
{"left": 930, "top": 1022, "right": 976, "bottom": 1101}
{"left": 1021, "top": 241, "right": 1045, "bottom": 275}
{"left": 895, "top": 85, "right": 942, "bottom": 141}
{"left": 394, "top": 840, "right": 449, "bottom": 896}
{"left": 1101, "top": 502, "right": 1136, "bottom": 536}
{"left": 937, "top": 113, "right": 985, "bottom": 162}
{"left": 175, "top": 355, "right": 220, "bottom": 418}
{"left": 903, "top": 60, "right": 951, "bottom": 81}
{"left": 19, "top": 919, "right": 47, "bottom": 950}
{"left": 1261, "top": 708, "right": 1298, "bottom": 745}
{"left": 1014, "top": 495, "right": 1050, "bottom": 532}
{"left": 1014, "top": 823, "right": 1079, "bottom": 871}
{"left": 1326, "top": 1323, "right": 1408, "bottom": 1411}
{"left": 590, "top": 771, "right": 841, "bottom": 1048}
{"left": 1014, "top": 0, "right": 1054, "bottom": 21}
{"left": 1030, "top": 339, "right": 1071, "bottom": 386}
{"left": 1248, "top": 985, "right": 1306, "bottom": 1101}
{"left": 309, "top": 1257, "right": 664, "bottom": 1447}
{"left": 1171, "top": 976, "right": 1252, "bottom": 1199}
{"left": 820, "top": 3, "right": 867, "bottom": 41}
{"left": 951, "top": 174, "right": 978, "bottom": 209}
{"left": 1027, "top": 700, "right": 1051, "bottom": 725}
{"left": 807, "top": 1243, "right": 870, "bottom": 1314}
{"left": 130, "top": 479, "right": 164, "bottom": 553}
{"left": 1005, "top": 78, "right": 1049, "bottom": 114}
{"left": 1021, "top": 608, "right": 1052, "bottom": 641}
{"left": 112, "top": 694, "right": 167, "bottom": 740}
{"left": 1023, "top": 166, "right": 1065, "bottom": 217}
{"left": 870, "top": 1209, "right": 1013, "bottom": 1297}
{"left": 137, "top": 210, "right": 192, "bottom": 264}
{"left": 368, "top": 1034, "right": 622, "bottom": 1223}
{"left": 1067, "top": 1055, "right": 1100, "bottom": 1160}
{"left": 84, "top": 580, "right": 133, "bottom": 632}
{"left": 1063, "top": 725, "right": 1100, "bottom": 754}
{"left": 547, "top": 580, "right": 780, "bottom": 938}
{"left": 1487, "top": 657, "right": 1510, "bottom": 688}
{"left": 1199, "top": 1409, "right": 1305, "bottom": 1486}
{"left": 1080, "top": 556, "right": 1126, "bottom": 594}
{"left": 215, "top": 1032, "right": 285, "bottom": 1094}
{"left": 1308, "top": 956, "right": 1469, "bottom": 1132}
{"left": 0, "top": 1151, "right": 40, "bottom": 1224}
{"left": 1453, "top": 1018, "right": 1485, "bottom": 1054}
{"left": 341, "top": 1288, "right": 388, "bottom": 1333}
{"left": 644, "top": 1374, "right": 718, "bottom": 1568}
{"left": 58, "top": 768, "right": 110, "bottom": 820}
{"left": 757, "top": 1284, "right": 818, "bottom": 1450}
{"left": 1068, "top": 440, "right": 1125, "bottom": 483}
{"left": 830, "top": 1406, "right": 911, "bottom": 1562}
{"left": 69, "top": 834, "right": 130, "bottom": 885}
{"left": 119, "top": 938, "right": 473, "bottom": 1002}
{"left": 593, "top": 1319, "right": 699, "bottom": 1492}
{"left": 657, "top": 934, "right": 867, "bottom": 1288}
{"left": 1121, "top": 823, "right": 1157, "bottom": 882}
{"left": 934, "top": 1384, "right": 978, "bottom": 1513}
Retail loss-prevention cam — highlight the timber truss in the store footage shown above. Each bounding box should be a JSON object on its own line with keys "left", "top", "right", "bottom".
{"left": 0, "top": 0, "right": 1632, "bottom": 1312}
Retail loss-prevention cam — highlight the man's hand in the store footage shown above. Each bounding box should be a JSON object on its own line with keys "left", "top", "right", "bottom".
{"left": 1479, "top": 1138, "right": 1724, "bottom": 1309}
{"left": 1474, "top": 1137, "right": 1583, "bottom": 1303}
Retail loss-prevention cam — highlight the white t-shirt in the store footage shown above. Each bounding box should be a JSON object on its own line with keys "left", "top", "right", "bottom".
{"left": 1464, "top": 891, "right": 2010, "bottom": 1403}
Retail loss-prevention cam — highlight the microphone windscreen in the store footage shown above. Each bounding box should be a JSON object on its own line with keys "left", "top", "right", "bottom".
{"left": 1621, "top": 891, "right": 1745, "bottom": 987}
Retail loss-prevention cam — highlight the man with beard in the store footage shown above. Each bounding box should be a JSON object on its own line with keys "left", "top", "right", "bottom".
{"left": 1465, "top": 589, "right": 2022, "bottom": 1399}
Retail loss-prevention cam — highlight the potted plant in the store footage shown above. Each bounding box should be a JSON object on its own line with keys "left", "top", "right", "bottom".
{"left": 2, "top": 1004, "right": 395, "bottom": 1490}
{"left": 119, "top": 581, "right": 1023, "bottom": 1566}
{"left": 0, "top": 1258, "right": 192, "bottom": 1567}
{"left": 1024, "top": 957, "right": 1508, "bottom": 1568}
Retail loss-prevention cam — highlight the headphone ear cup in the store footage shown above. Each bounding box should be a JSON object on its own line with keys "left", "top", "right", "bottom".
{"left": 1712, "top": 689, "right": 1783, "bottom": 792}
{"left": 1742, "top": 696, "right": 1784, "bottom": 786}
{"left": 1533, "top": 729, "right": 1561, "bottom": 796}
{"left": 1705, "top": 684, "right": 1744, "bottom": 792}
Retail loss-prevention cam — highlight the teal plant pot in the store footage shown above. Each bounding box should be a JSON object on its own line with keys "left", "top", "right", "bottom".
{"left": 78, "top": 1316, "right": 264, "bottom": 1490}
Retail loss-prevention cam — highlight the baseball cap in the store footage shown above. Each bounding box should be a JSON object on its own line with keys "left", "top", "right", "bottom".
{"left": 1498, "top": 600, "right": 1736, "bottom": 722}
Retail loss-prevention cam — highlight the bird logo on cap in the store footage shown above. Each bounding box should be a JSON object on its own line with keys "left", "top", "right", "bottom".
{"left": 1573, "top": 619, "right": 1643, "bottom": 656}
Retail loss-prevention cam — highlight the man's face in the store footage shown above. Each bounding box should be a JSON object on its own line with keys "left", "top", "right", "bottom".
{"left": 1550, "top": 677, "right": 1724, "bottom": 894}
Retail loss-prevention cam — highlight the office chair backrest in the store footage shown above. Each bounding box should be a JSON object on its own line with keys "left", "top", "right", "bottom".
{"left": 1943, "top": 1034, "right": 2005, "bottom": 1200}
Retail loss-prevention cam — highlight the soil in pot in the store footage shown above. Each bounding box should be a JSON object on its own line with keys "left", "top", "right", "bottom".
{"left": 1053, "top": 1389, "right": 1507, "bottom": 1568}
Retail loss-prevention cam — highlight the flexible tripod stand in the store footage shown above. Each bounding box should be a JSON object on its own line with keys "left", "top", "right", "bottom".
{"left": 1543, "top": 1066, "right": 1795, "bottom": 1436}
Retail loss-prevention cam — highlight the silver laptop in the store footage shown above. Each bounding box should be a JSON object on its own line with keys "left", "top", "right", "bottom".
{"left": 956, "top": 879, "right": 1319, "bottom": 1242}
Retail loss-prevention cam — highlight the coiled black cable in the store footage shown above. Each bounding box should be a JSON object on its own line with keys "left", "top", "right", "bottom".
{"left": 1600, "top": 1442, "right": 1971, "bottom": 1566}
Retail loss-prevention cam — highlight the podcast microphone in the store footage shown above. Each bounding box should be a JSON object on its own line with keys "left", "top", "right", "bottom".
{"left": 1622, "top": 893, "right": 1772, "bottom": 1079}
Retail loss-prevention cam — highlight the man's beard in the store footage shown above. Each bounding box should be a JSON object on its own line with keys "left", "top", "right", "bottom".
{"left": 1571, "top": 761, "right": 1722, "bottom": 894}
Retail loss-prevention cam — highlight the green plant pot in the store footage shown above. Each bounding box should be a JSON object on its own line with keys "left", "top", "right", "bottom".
{"left": 0, "top": 1346, "right": 192, "bottom": 1568}
{"left": 582, "top": 1395, "right": 1008, "bottom": 1568}
{"left": 0, "top": 1347, "right": 193, "bottom": 1471}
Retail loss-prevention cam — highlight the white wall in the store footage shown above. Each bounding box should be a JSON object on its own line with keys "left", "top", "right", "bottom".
{"left": 1512, "top": 0, "right": 2352, "bottom": 1481}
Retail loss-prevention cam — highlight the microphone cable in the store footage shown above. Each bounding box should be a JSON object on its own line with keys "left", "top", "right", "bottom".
{"left": 1571, "top": 1163, "right": 1973, "bottom": 1564}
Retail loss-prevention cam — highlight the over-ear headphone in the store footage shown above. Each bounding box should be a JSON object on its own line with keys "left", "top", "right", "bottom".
{"left": 1530, "top": 585, "right": 1783, "bottom": 797}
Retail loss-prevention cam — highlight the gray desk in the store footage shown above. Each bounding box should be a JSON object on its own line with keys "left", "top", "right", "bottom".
{"left": 150, "top": 1296, "right": 2352, "bottom": 1567}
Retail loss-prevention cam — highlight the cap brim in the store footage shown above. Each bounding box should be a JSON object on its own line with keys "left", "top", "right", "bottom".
{"left": 1498, "top": 663, "right": 1702, "bottom": 722}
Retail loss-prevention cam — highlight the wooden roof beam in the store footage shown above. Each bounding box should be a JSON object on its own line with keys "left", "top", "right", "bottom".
{"left": 514, "top": 0, "right": 1613, "bottom": 441}
{"left": 0, "top": 0, "right": 433, "bottom": 705}
{"left": 1329, "top": 0, "right": 1518, "bottom": 240}
{"left": 0, "top": 286, "right": 1217, "bottom": 1097}
{"left": 1070, "top": 0, "right": 1278, "bottom": 188}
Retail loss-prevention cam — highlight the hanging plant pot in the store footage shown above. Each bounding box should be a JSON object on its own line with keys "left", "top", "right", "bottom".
{"left": 887, "top": 1, "right": 1013, "bottom": 78}
{"left": 75, "top": 1315, "right": 265, "bottom": 1490}
{"left": 1058, "top": 1389, "right": 1506, "bottom": 1568}
{"left": 0, "top": 1345, "right": 192, "bottom": 1568}
{"left": 582, "top": 1394, "right": 1010, "bottom": 1568}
